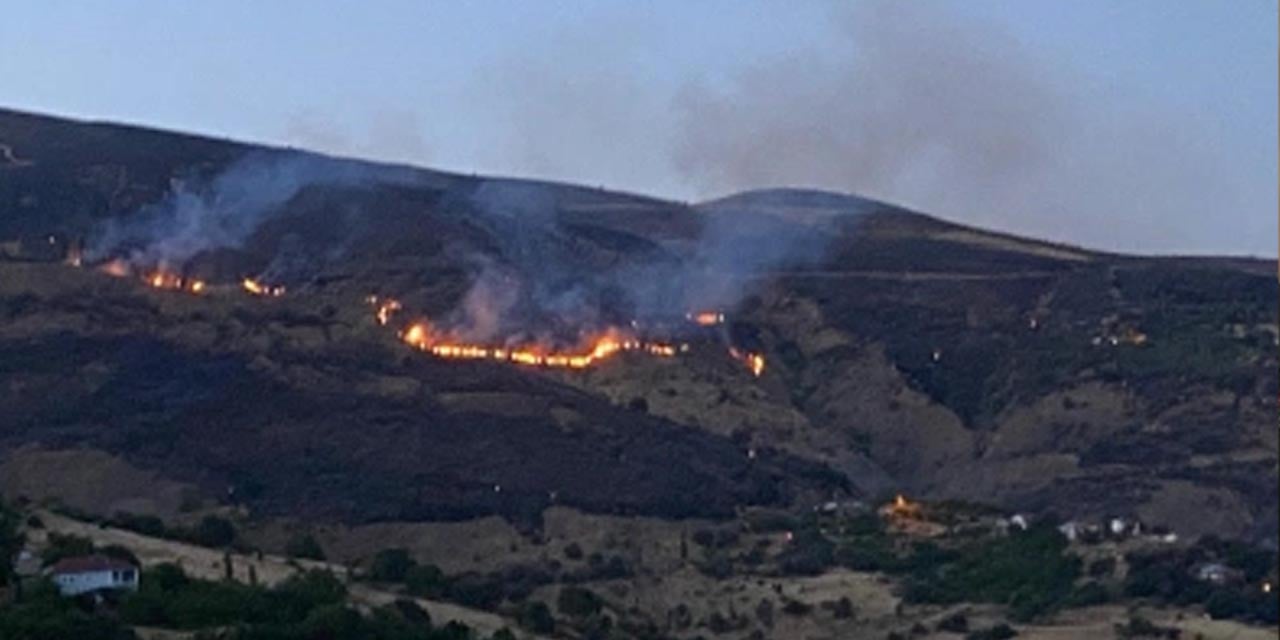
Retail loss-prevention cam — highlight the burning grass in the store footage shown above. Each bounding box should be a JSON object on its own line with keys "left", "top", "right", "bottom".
{"left": 400, "top": 321, "right": 680, "bottom": 370}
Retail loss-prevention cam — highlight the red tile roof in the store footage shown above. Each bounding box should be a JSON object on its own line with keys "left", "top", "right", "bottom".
{"left": 48, "top": 554, "right": 136, "bottom": 575}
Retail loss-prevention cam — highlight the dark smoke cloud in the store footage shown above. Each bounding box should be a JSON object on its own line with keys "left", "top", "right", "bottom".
{"left": 670, "top": 1, "right": 1243, "bottom": 254}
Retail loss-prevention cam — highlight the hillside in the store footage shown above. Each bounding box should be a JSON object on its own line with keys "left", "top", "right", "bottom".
{"left": 0, "top": 107, "right": 1275, "bottom": 550}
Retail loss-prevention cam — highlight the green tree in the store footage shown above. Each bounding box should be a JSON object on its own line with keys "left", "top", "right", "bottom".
{"left": 557, "top": 586, "right": 602, "bottom": 618}
{"left": 285, "top": 532, "right": 326, "bottom": 561}
{"left": 404, "top": 564, "right": 445, "bottom": 598}
{"left": 518, "top": 600, "right": 555, "bottom": 634}
{"left": 189, "top": 515, "right": 236, "bottom": 548}
{"left": 370, "top": 548, "right": 417, "bottom": 582}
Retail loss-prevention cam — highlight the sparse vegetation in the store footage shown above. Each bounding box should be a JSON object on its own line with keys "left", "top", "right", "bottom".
{"left": 557, "top": 585, "right": 603, "bottom": 618}
{"left": 284, "top": 532, "right": 326, "bottom": 561}
{"left": 900, "top": 524, "right": 1080, "bottom": 621}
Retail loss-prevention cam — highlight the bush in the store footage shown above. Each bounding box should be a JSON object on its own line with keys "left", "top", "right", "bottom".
{"left": 903, "top": 524, "right": 1080, "bottom": 621}
{"left": 1062, "top": 581, "right": 1110, "bottom": 608}
{"left": 404, "top": 564, "right": 445, "bottom": 598}
{"left": 187, "top": 515, "right": 236, "bottom": 548}
{"left": 98, "top": 544, "right": 140, "bottom": 566}
{"left": 1087, "top": 557, "right": 1115, "bottom": 578}
{"left": 828, "top": 597, "right": 855, "bottom": 620}
{"left": 518, "top": 600, "right": 555, "bottom": 634}
{"left": 1205, "top": 589, "right": 1248, "bottom": 620}
{"left": 936, "top": 612, "right": 969, "bottom": 633}
{"left": 742, "top": 509, "right": 799, "bottom": 533}
{"left": 781, "top": 598, "right": 812, "bottom": 616}
{"left": 285, "top": 533, "right": 326, "bottom": 561}
{"left": 41, "top": 532, "right": 95, "bottom": 566}
{"left": 1113, "top": 615, "right": 1177, "bottom": 639}
{"left": 111, "top": 512, "right": 166, "bottom": 537}
{"left": 370, "top": 548, "right": 416, "bottom": 583}
{"left": 0, "top": 505, "right": 22, "bottom": 587}
{"left": 445, "top": 573, "right": 503, "bottom": 610}
{"left": 777, "top": 528, "right": 834, "bottom": 576}
{"left": 966, "top": 623, "right": 1017, "bottom": 640}
{"left": 557, "top": 586, "right": 602, "bottom": 618}
{"left": 0, "top": 581, "right": 138, "bottom": 640}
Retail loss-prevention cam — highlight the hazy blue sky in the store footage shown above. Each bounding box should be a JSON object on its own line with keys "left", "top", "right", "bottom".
{"left": 3, "top": 1, "right": 1275, "bottom": 256}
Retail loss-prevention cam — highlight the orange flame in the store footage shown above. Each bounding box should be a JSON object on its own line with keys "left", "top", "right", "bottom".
{"left": 688, "top": 311, "right": 725, "bottom": 326}
{"left": 242, "top": 277, "right": 285, "bottom": 297}
{"left": 99, "top": 259, "right": 131, "bottom": 278}
{"left": 400, "top": 321, "right": 677, "bottom": 370}
{"left": 729, "top": 347, "right": 766, "bottom": 377}
{"left": 370, "top": 296, "right": 402, "bottom": 326}
{"left": 143, "top": 270, "right": 204, "bottom": 294}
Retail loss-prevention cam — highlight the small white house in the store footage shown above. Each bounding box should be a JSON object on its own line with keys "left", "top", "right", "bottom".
{"left": 48, "top": 555, "right": 139, "bottom": 596}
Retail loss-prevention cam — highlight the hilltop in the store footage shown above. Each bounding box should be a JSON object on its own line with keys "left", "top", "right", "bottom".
{"left": 0, "top": 107, "right": 1274, "bottom": 545}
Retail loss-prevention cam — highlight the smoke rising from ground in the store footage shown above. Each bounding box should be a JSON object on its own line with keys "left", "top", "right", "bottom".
{"left": 438, "top": 179, "right": 834, "bottom": 344}
{"left": 87, "top": 153, "right": 380, "bottom": 268}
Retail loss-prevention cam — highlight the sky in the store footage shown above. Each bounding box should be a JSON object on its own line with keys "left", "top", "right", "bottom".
{"left": 2, "top": 1, "right": 1276, "bottom": 256}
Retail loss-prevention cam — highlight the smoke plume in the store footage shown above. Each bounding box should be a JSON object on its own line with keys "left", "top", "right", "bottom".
{"left": 670, "top": 1, "right": 1246, "bottom": 253}
{"left": 86, "top": 152, "right": 379, "bottom": 268}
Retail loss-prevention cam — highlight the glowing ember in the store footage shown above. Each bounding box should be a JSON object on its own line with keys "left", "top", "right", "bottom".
{"left": 688, "top": 311, "right": 725, "bottom": 326}
{"left": 400, "top": 321, "right": 677, "bottom": 370}
{"left": 242, "top": 277, "right": 285, "bottom": 297}
{"left": 143, "top": 270, "right": 205, "bottom": 294}
{"left": 729, "top": 347, "right": 766, "bottom": 377}
{"left": 99, "top": 259, "right": 131, "bottom": 278}
{"left": 369, "top": 296, "right": 402, "bottom": 326}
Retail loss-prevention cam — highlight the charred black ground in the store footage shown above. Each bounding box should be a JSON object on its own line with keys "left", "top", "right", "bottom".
{"left": 0, "top": 108, "right": 1275, "bottom": 545}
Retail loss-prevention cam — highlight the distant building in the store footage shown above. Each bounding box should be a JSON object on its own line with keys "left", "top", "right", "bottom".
{"left": 48, "top": 555, "right": 139, "bottom": 596}
{"left": 1058, "top": 521, "right": 1082, "bottom": 541}
{"left": 1192, "top": 562, "right": 1241, "bottom": 586}
{"left": 12, "top": 549, "right": 41, "bottom": 578}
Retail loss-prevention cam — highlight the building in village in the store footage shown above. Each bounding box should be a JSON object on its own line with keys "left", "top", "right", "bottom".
{"left": 48, "top": 555, "right": 140, "bottom": 597}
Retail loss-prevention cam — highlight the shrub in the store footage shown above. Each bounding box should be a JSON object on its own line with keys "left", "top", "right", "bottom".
{"left": 285, "top": 532, "right": 326, "bottom": 561}
{"left": 1087, "top": 557, "right": 1115, "bottom": 578}
{"left": 98, "top": 544, "right": 140, "bottom": 566}
{"left": 828, "top": 597, "right": 855, "bottom": 620}
{"left": 1113, "top": 615, "right": 1177, "bottom": 639}
{"left": 777, "top": 528, "right": 834, "bottom": 576}
{"left": 936, "top": 612, "right": 969, "bottom": 633}
{"left": 0, "top": 581, "right": 138, "bottom": 640}
{"left": 903, "top": 524, "right": 1080, "bottom": 621}
{"left": 445, "top": 573, "right": 503, "bottom": 610}
{"left": 187, "top": 515, "right": 236, "bottom": 548}
{"left": 1205, "top": 589, "right": 1248, "bottom": 620}
{"left": 780, "top": 598, "right": 812, "bottom": 616}
{"left": 404, "top": 564, "right": 445, "bottom": 598}
{"left": 557, "top": 586, "right": 603, "bottom": 618}
{"left": 111, "top": 512, "right": 166, "bottom": 537}
{"left": 966, "top": 623, "right": 1017, "bottom": 640}
{"left": 518, "top": 600, "right": 555, "bottom": 634}
{"left": 41, "top": 532, "right": 95, "bottom": 566}
{"left": 369, "top": 548, "right": 416, "bottom": 582}
{"left": 1062, "top": 581, "right": 1110, "bottom": 608}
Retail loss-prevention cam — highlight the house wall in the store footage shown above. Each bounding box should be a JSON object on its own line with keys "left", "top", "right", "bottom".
{"left": 53, "top": 568, "right": 138, "bottom": 596}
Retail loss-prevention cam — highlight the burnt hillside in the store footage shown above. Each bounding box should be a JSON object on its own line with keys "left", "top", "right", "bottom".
{"left": 0, "top": 108, "right": 1275, "bottom": 543}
